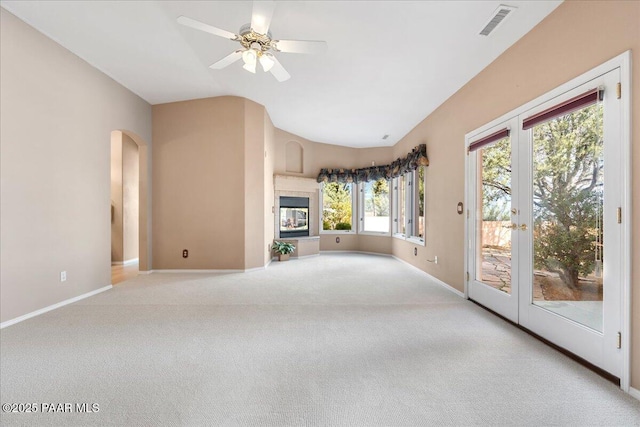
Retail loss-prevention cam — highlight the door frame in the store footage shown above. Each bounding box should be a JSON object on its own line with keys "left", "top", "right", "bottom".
{"left": 466, "top": 116, "right": 520, "bottom": 323}
{"left": 463, "top": 51, "right": 631, "bottom": 392}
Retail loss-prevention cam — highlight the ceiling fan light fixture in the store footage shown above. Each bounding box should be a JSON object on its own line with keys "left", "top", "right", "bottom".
{"left": 243, "top": 61, "right": 257, "bottom": 73}
{"left": 242, "top": 48, "right": 257, "bottom": 65}
{"left": 259, "top": 53, "right": 275, "bottom": 72}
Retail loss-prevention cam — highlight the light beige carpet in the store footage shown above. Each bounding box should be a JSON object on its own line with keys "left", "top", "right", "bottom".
{"left": 1, "top": 253, "right": 639, "bottom": 426}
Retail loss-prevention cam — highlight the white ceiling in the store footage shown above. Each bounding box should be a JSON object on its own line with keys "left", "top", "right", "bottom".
{"left": 1, "top": 1, "right": 562, "bottom": 147}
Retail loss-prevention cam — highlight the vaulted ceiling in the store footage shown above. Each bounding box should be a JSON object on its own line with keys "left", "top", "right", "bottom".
{"left": 1, "top": 1, "right": 562, "bottom": 147}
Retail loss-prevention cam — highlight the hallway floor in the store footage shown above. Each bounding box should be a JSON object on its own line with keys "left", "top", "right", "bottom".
{"left": 110, "top": 262, "right": 138, "bottom": 285}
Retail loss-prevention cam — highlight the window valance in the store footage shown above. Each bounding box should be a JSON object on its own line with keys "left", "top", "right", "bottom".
{"left": 316, "top": 144, "right": 428, "bottom": 184}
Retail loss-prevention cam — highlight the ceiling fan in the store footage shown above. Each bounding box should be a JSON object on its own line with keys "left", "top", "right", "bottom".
{"left": 177, "top": 1, "right": 327, "bottom": 82}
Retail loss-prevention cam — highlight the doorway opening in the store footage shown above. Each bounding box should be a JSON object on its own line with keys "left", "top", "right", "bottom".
{"left": 110, "top": 130, "right": 148, "bottom": 284}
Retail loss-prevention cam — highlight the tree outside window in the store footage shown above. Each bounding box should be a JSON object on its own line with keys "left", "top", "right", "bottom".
{"left": 482, "top": 103, "right": 604, "bottom": 297}
{"left": 322, "top": 182, "right": 353, "bottom": 231}
{"left": 416, "top": 166, "right": 425, "bottom": 238}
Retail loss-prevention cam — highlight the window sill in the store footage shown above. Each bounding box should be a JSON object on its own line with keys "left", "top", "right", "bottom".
{"left": 407, "top": 236, "right": 426, "bottom": 246}
{"left": 320, "top": 230, "right": 356, "bottom": 235}
{"left": 359, "top": 231, "right": 391, "bottom": 237}
{"left": 392, "top": 234, "right": 426, "bottom": 246}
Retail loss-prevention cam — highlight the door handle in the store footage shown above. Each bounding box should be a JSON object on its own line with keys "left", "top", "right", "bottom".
{"left": 520, "top": 224, "right": 528, "bottom": 231}
{"left": 502, "top": 223, "right": 517, "bottom": 229}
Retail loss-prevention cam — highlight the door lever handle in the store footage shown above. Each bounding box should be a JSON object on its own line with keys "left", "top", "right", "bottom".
{"left": 520, "top": 224, "right": 528, "bottom": 231}
{"left": 502, "top": 223, "right": 517, "bottom": 229}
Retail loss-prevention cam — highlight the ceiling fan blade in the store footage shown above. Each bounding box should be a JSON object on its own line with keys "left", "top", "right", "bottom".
{"left": 251, "top": 1, "right": 275, "bottom": 35}
{"left": 269, "top": 55, "right": 291, "bottom": 82}
{"left": 177, "top": 16, "right": 238, "bottom": 41}
{"left": 209, "top": 50, "right": 244, "bottom": 69}
{"left": 272, "top": 39, "right": 328, "bottom": 55}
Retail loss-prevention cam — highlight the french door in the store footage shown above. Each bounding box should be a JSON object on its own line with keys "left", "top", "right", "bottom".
{"left": 467, "top": 68, "right": 623, "bottom": 377}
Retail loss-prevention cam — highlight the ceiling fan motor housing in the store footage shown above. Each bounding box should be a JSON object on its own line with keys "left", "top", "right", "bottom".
{"left": 238, "top": 23, "right": 273, "bottom": 52}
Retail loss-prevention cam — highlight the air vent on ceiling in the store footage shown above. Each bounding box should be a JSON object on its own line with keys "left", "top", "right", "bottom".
{"left": 382, "top": 134, "right": 389, "bottom": 140}
{"left": 479, "top": 5, "right": 516, "bottom": 36}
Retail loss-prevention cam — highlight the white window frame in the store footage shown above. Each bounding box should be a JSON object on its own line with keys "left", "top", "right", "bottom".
{"left": 392, "top": 170, "right": 426, "bottom": 246}
{"left": 358, "top": 179, "right": 392, "bottom": 236}
{"left": 319, "top": 182, "right": 357, "bottom": 234}
{"left": 408, "top": 166, "right": 426, "bottom": 245}
{"left": 392, "top": 175, "right": 405, "bottom": 238}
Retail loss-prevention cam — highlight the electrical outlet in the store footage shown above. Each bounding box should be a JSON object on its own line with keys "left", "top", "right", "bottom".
{"left": 182, "top": 249, "right": 189, "bottom": 258}
{"left": 60, "top": 271, "right": 67, "bottom": 282}
{"left": 435, "top": 256, "right": 438, "bottom": 264}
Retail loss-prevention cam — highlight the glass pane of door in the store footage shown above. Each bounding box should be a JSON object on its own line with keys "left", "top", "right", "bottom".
{"left": 530, "top": 102, "right": 604, "bottom": 332}
{"left": 475, "top": 137, "right": 513, "bottom": 294}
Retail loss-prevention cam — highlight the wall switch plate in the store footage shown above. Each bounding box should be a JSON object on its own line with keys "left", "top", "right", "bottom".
{"left": 435, "top": 256, "right": 438, "bottom": 264}
{"left": 60, "top": 271, "right": 67, "bottom": 282}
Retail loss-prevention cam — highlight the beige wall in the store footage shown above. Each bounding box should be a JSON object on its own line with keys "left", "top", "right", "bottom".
{"left": 244, "top": 99, "right": 267, "bottom": 270}
{"left": 390, "top": 0, "right": 640, "bottom": 387}
{"left": 152, "top": 97, "right": 275, "bottom": 270}
{"left": 320, "top": 234, "right": 392, "bottom": 255}
{"left": 0, "top": 9, "right": 152, "bottom": 323}
{"left": 264, "top": 111, "right": 276, "bottom": 264}
{"left": 122, "top": 133, "right": 139, "bottom": 262}
{"left": 152, "top": 97, "right": 245, "bottom": 269}
{"left": 274, "top": 128, "right": 393, "bottom": 178}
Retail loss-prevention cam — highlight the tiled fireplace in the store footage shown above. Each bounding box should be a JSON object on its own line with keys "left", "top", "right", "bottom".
{"left": 273, "top": 175, "right": 320, "bottom": 258}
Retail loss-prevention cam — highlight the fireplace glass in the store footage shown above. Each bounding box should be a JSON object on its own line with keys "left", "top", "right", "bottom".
{"left": 279, "top": 196, "right": 310, "bottom": 238}
{"left": 280, "top": 207, "right": 308, "bottom": 233}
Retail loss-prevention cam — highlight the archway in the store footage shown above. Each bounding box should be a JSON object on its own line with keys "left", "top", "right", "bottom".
{"left": 110, "top": 130, "right": 150, "bottom": 282}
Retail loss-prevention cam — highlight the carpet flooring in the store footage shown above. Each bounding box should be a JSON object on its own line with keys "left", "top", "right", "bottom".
{"left": 1, "top": 253, "right": 639, "bottom": 426}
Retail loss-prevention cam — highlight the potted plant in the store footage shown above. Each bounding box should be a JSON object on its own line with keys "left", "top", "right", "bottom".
{"left": 273, "top": 241, "right": 296, "bottom": 261}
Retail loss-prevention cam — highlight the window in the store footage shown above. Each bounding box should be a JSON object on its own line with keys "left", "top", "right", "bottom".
{"left": 321, "top": 182, "right": 355, "bottom": 232}
{"left": 393, "top": 166, "right": 426, "bottom": 243}
{"left": 359, "top": 178, "right": 390, "bottom": 234}
{"left": 392, "top": 175, "right": 406, "bottom": 236}
{"left": 410, "top": 166, "right": 426, "bottom": 241}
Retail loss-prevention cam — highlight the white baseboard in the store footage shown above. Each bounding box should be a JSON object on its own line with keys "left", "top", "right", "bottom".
{"left": 320, "top": 250, "right": 392, "bottom": 257}
{"left": 150, "top": 259, "right": 273, "bottom": 274}
{"left": 392, "top": 256, "right": 465, "bottom": 298}
{"left": 296, "top": 253, "right": 321, "bottom": 259}
{"left": 0, "top": 285, "right": 112, "bottom": 329}
{"left": 629, "top": 387, "right": 640, "bottom": 401}
{"left": 111, "top": 258, "right": 139, "bottom": 266}
{"left": 245, "top": 262, "right": 271, "bottom": 272}
{"left": 271, "top": 254, "right": 320, "bottom": 262}
{"left": 152, "top": 269, "right": 244, "bottom": 274}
